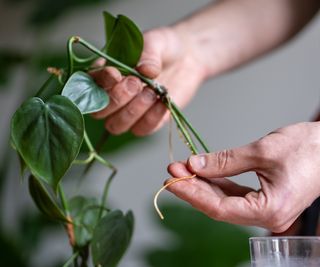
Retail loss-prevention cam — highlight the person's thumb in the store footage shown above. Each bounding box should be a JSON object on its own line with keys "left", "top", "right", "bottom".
{"left": 136, "top": 30, "right": 166, "bottom": 79}
{"left": 187, "top": 145, "right": 258, "bottom": 178}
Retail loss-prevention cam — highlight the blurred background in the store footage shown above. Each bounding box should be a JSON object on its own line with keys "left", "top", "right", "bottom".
{"left": 0, "top": 0, "right": 319, "bottom": 266}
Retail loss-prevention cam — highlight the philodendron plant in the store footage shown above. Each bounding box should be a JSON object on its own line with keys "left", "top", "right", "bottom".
{"left": 10, "top": 12, "right": 209, "bottom": 267}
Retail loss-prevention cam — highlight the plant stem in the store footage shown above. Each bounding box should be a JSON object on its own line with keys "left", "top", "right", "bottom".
{"left": 83, "top": 130, "right": 95, "bottom": 153}
{"left": 169, "top": 104, "right": 198, "bottom": 154}
{"left": 74, "top": 153, "right": 95, "bottom": 165}
{"left": 58, "top": 184, "right": 70, "bottom": 216}
{"left": 94, "top": 153, "right": 117, "bottom": 218}
{"left": 67, "top": 37, "right": 77, "bottom": 78}
{"left": 82, "top": 128, "right": 117, "bottom": 216}
{"left": 82, "top": 131, "right": 110, "bottom": 176}
{"left": 72, "top": 53, "right": 98, "bottom": 64}
{"left": 35, "top": 74, "right": 55, "bottom": 97}
{"left": 171, "top": 102, "right": 210, "bottom": 153}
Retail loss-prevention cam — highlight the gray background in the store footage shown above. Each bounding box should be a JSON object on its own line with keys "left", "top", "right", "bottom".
{"left": 1, "top": 0, "right": 319, "bottom": 266}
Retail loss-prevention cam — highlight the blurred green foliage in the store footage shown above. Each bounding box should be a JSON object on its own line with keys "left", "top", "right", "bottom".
{"left": 145, "top": 202, "right": 251, "bottom": 267}
{"left": 0, "top": 149, "right": 63, "bottom": 267}
{"left": 0, "top": 50, "right": 26, "bottom": 86}
{"left": 0, "top": 212, "right": 64, "bottom": 267}
{"left": 6, "top": 0, "right": 110, "bottom": 27}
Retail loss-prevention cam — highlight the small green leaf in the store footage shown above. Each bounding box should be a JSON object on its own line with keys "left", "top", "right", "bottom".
{"left": 69, "top": 196, "right": 107, "bottom": 247}
{"left": 11, "top": 95, "right": 84, "bottom": 190}
{"left": 91, "top": 210, "right": 134, "bottom": 267}
{"left": 62, "top": 71, "right": 109, "bottom": 114}
{"left": 28, "top": 175, "right": 67, "bottom": 222}
{"left": 104, "top": 11, "right": 143, "bottom": 67}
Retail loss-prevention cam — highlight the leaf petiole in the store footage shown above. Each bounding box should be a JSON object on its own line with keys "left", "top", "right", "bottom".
{"left": 58, "top": 184, "right": 70, "bottom": 216}
{"left": 35, "top": 74, "right": 55, "bottom": 97}
{"left": 74, "top": 153, "right": 95, "bottom": 165}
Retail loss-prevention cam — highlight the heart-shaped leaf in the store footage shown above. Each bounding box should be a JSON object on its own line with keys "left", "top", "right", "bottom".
{"left": 104, "top": 11, "right": 143, "bottom": 67}
{"left": 69, "top": 196, "right": 107, "bottom": 247}
{"left": 28, "top": 175, "right": 67, "bottom": 222}
{"left": 91, "top": 210, "right": 134, "bottom": 267}
{"left": 62, "top": 71, "right": 109, "bottom": 114}
{"left": 11, "top": 95, "right": 84, "bottom": 190}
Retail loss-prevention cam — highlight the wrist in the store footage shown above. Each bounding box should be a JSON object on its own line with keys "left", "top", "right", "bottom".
{"left": 170, "top": 22, "right": 208, "bottom": 83}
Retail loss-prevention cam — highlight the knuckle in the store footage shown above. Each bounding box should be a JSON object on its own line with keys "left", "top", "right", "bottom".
{"left": 103, "top": 66, "right": 121, "bottom": 78}
{"left": 215, "top": 149, "right": 230, "bottom": 172}
{"left": 251, "top": 138, "right": 278, "bottom": 167}
{"left": 144, "top": 28, "right": 166, "bottom": 42}
{"left": 245, "top": 191, "right": 270, "bottom": 224}
{"left": 125, "top": 76, "right": 141, "bottom": 93}
{"left": 252, "top": 139, "right": 270, "bottom": 159}
{"left": 109, "top": 93, "right": 121, "bottom": 105}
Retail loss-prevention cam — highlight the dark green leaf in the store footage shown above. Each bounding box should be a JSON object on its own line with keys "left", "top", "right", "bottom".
{"left": 28, "top": 175, "right": 67, "bottom": 222}
{"left": 0, "top": 49, "right": 26, "bottom": 87}
{"left": 62, "top": 71, "right": 109, "bottom": 114}
{"left": 91, "top": 210, "right": 134, "bottom": 267}
{"left": 11, "top": 95, "right": 84, "bottom": 190}
{"left": 0, "top": 231, "right": 28, "bottom": 267}
{"left": 104, "top": 12, "right": 143, "bottom": 67}
{"left": 69, "top": 196, "right": 107, "bottom": 247}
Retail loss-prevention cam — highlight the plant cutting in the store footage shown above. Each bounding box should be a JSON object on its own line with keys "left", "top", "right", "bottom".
{"left": 10, "top": 11, "right": 209, "bottom": 267}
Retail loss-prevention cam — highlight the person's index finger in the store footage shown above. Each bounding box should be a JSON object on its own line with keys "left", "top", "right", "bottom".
{"left": 90, "top": 66, "right": 122, "bottom": 91}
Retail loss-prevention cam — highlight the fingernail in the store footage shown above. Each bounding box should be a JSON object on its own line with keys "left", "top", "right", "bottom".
{"left": 189, "top": 155, "right": 206, "bottom": 170}
{"left": 126, "top": 77, "right": 140, "bottom": 95}
{"left": 142, "top": 89, "right": 156, "bottom": 104}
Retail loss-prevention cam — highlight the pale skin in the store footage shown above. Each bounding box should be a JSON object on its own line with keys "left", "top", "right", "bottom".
{"left": 91, "top": 0, "right": 320, "bottom": 232}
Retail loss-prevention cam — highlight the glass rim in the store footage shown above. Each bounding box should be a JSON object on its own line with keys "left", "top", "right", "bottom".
{"left": 250, "top": 236, "right": 320, "bottom": 241}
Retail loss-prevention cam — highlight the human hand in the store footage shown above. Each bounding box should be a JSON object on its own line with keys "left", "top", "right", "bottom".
{"left": 166, "top": 122, "right": 320, "bottom": 232}
{"left": 90, "top": 26, "right": 207, "bottom": 136}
